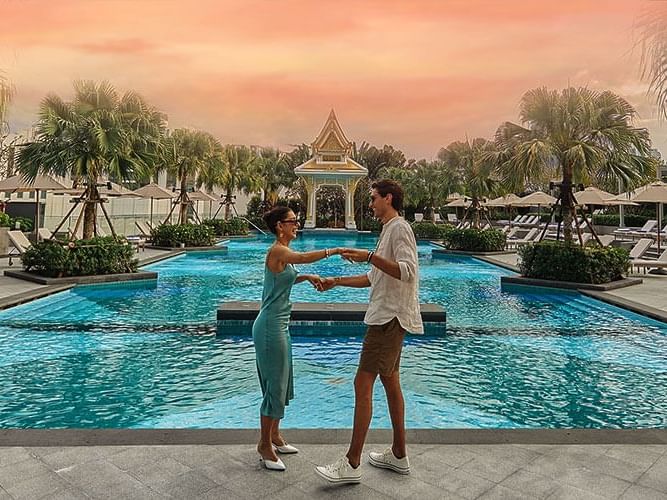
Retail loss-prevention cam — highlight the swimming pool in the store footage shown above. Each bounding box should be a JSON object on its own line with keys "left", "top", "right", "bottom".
{"left": 0, "top": 232, "right": 665, "bottom": 428}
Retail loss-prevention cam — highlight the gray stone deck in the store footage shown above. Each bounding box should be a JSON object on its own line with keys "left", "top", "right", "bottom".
{"left": 0, "top": 441, "right": 665, "bottom": 499}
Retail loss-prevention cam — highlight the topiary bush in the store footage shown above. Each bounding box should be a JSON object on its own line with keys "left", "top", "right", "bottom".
{"left": 0, "top": 212, "right": 9, "bottom": 227}
{"left": 410, "top": 222, "right": 448, "bottom": 239}
{"left": 518, "top": 240, "right": 630, "bottom": 284}
{"left": 593, "top": 214, "right": 651, "bottom": 227}
{"left": 9, "top": 216, "right": 33, "bottom": 231}
{"left": 22, "top": 237, "right": 138, "bottom": 277}
{"left": 202, "top": 217, "right": 249, "bottom": 236}
{"left": 442, "top": 228, "right": 506, "bottom": 252}
{"left": 151, "top": 223, "right": 215, "bottom": 247}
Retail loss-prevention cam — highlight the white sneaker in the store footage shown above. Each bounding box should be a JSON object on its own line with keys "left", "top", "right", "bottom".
{"left": 368, "top": 448, "right": 410, "bottom": 474}
{"left": 314, "top": 456, "right": 362, "bottom": 484}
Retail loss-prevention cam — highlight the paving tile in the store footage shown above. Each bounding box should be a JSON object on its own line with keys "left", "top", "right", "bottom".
{"left": 195, "top": 453, "right": 255, "bottom": 485}
{"left": 427, "top": 467, "right": 496, "bottom": 500}
{"left": 107, "top": 446, "right": 172, "bottom": 471}
{"left": 620, "top": 484, "right": 667, "bottom": 500}
{"left": 459, "top": 453, "right": 523, "bottom": 483}
{"left": 37, "top": 446, "right": 110, "bottom": 471}
{"left": 4, "top": 472, "right": 71, "bottom": 500}
{"left": 361, "top": 464, "right": 448, "bottom": 499}
{"left": 195, "top": 484, "right": 244, "bottom": 499}
{"left": 0, "top": 456, "right": 52, "bottom": 490}
{"left": 165, "top": 445, "right": 225, "bottom": 468}
{"left": 498, "top": 469, "right": 560, "bottom": 499}
{"left": 582, "top": 453, "right": 651, "bottom": 483}
{"left": 414, "top": 445, "right": 478, "bottom": 469}
{"left": 637, "top": 457, "right": 667, "bottom": 494}
{"left": 211, "top": 468, "right": 287, "bottom": 498}
{"left": 546, "top": 484, "right": 608, "bottom": 499}
{"left": 467, "top": 444, "right": 543, "bottom": 466}
{"left": 292, "top": 476, "right": 390, "bottom": 500}
{"left": 0, "top": 486, "right": 11, "bottom": 500}
{"left": 148, "top": 469, "right": 218, "bottom": 498}
{"left": 558, "top": 466, "right": 632, "bottom": 498}
{"left": 605, "top": 446, "right": 664, "bottom": 469}
{"left": 478, "top": 484, "right": 538, "bottom": 499}
{"left": 0, "top": 448, "right": 32, "bottom": 468}
{"left": 129, "top": 455, "right": 192, "bottom": 486}
{"left": 40, "top": 488, "right": 90, "bottom": 500}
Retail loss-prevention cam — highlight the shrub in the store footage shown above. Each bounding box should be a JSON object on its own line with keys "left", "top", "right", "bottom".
{"left": 0, "top": 212, "right": 9, "bottom": 227}
{"left": 10, "top": 216, "right": 33, "bottom": 231}
{"left": 22, "top": 237, "right": 138, "bottom": 278}
{"left": 443, "top": 228, "right": 506, "bottom": 252}
{"left": 411, "top": 222, "right": 448, "bottom": 239}
{"left": 152, "top": 223, "right": 215, "bottom": 247}
{"left": 518, "top": 240, "right": 629, "bottom": 284}
{"left": 359, "top": 217, "right": 381, "bottom": 232}
{"left": 202, "top": 217, "right": 249, "bottom": 236}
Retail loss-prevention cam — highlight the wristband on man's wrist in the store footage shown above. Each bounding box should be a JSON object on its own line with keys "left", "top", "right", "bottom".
{"left": 367, "top": 250, "right": 374, "bottom": 263}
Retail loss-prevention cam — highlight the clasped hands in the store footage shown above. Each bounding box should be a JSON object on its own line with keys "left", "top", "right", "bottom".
{"left": 304, "top": 247, "right": 373, "bottom": 292}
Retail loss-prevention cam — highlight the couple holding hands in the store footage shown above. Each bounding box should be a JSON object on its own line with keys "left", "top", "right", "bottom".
{"left": 252, "top": 180, "right": 423, "bottom": 484}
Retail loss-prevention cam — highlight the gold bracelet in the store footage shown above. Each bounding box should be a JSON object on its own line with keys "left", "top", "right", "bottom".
{"left": 325, "top": 248, "right": 330, "bottom": 258}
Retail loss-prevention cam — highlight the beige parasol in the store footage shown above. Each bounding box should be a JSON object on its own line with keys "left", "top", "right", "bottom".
{"left": 631, "top": 181, "right": 667, "bottom": 254}
{"left": 513, "top": 191, "right": 557, "bottom": 207}
{"left": 131, "top": 183, "right": 177, "bottom": 226}
{"left": 0, "top": 174, "right": 67, "bottom": 238}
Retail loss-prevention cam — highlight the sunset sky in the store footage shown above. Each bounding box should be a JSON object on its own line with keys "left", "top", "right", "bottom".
{"left": 1, "top": 0, "right": 664, "bottom": 160}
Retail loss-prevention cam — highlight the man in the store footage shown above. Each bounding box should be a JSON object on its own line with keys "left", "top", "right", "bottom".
{"left": 314, "top": 179, "right": 423, "bottom": 484}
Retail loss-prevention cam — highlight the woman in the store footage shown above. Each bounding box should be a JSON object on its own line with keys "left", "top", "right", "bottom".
{"left": 253, "top": 206, "right": 342, "bottom": 471}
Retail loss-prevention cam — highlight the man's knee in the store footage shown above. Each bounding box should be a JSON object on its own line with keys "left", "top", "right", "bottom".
{"left": 379, "top": 371, "right": 402, "bottom": 392}
{"left": 354, "top": 370, "right": 376, "bottom": 396}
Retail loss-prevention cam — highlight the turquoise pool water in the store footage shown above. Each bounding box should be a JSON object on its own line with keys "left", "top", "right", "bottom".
{"left": 0, "top": 232, "right": 665, "bottom": 428}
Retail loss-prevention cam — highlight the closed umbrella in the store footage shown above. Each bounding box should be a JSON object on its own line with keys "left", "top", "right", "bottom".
{"left": 131, "top": 183, "right": 176, "bottom": 226}
{"left": 631, "top": 181, "right": 667, "bottom": 255}
{"left": 0, "top": 174, "right": 67, "bottom": 239}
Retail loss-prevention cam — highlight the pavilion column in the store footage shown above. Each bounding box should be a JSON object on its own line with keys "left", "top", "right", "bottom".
{"left": 304, "top": 179, "right": 316, "bottom": 229}
{"left": 345, "top": 183, "right": 356, "bottom": 229}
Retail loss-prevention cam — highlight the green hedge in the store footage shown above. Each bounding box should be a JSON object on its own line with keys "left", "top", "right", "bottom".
{"left": 410, "top": 222, "right": 452, "bottom": 239}
{"left": 22, "top": 237, "right": 138, "bottom": 278}
{"left": 592, "top": 214, "right": 651, "bottom": 227}
{"left": 202, "top": 217, "right": 249, "bottom": 236}
{"left": 518, "top": 241, "right": 629, "bottom": 284}
{"left": 443, "top": 228, "right": 506, "bottom": 252}
{"left": 0, "top": 212, "right": 9, "bottom": 227}
{"left": 152, "top": 223, "right": 215, "bottom": 247}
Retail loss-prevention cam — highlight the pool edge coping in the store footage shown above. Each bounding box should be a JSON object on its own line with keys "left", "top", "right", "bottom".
{"left": 1, "top": 429, "right": 665, "bottom": 446}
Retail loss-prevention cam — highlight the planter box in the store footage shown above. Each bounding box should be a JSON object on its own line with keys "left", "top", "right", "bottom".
{"left": 500, "top": 275, "right": 642, "bottom": 291}
{"left": 4, "top": 269, "right": 158, "bottom": 285}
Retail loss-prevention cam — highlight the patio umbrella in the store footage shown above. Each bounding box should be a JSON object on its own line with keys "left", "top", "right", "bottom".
{"left": 131, "top": 183, "right": 176, "bottom": 226}
{"left": 631, "top": 181, "right": 667, "bottom": 255}
{"left": 574, "top": 186, "right": 615, "bottom": 206}
{"left": 189, "top": 190, "right": 218, "bottom": 219}
{"left": 513, "top": 191, "right": 557, "bottom": 207}
{"left": 0, "top": 174, "right": 67, "bottom": 239}
{"left": 445, "top": 198, "right": 471, "bottom": 208}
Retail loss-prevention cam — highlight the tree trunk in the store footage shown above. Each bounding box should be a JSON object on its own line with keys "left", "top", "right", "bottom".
{"left": 82, "top": 185, "right": 99, "bottom": 240}
{"left": 561, "top": 169, "right": 574, "bottom": 243}
{"left": 225, "top": 187, "right": 233, "bottom": 219}
{"left": 179, "top": 176, "right": 188, "bottom": 224}
{"left": 471, "top": 198, "right": 481, "bottom": 229}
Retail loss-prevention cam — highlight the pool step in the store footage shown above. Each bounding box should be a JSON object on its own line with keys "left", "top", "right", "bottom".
{"left": 217, "top": 301, "right": 446, "bottom": 335}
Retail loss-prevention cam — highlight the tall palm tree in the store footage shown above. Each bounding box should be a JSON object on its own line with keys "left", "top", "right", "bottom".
{"left": 352, "top": 141, "right": 406, "bottom": 180}
{"left": 438, "top": 138, "right": 499, "bottom": 229}
{"left": 160, "top": 128, "right": 222, "bottom": 224}
{"left": 217, "top": 144, "right": 262, "bottom": 219}
{"left": 257, "top": 147, "right": 296, "bottom": 207}
{"left": 638, "top": 1, "right": 667, "bottom": 119}
{"left": 494, "top": 87, "right": 656, "bottom": 242}
{"left": 0, "top": 71, "right": 13, "bottom": 134}
{"left": 16, "top": 80, "right": 165, "bottom": 238}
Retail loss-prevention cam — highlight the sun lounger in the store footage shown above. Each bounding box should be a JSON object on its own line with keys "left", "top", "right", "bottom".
{"left": 614, "top": 220, "right": 657, "bottom": 239}
{"left": 37, "top": 228, "right": 53, "bottom": 241}
{"left": 506, "top": 228, "right": 539, "bottom": 249}
{"left": 595, "top": 235, "right": 615, "bottom": 247}
{"left": 7, "top": 230, "right": 32, "bottom": 266}
{"left": 414, "top": 213, "right": 424, "bottom": 223}
{"left": 135, "top": 221, "right": 153, "bottom": 238}
{"left": 433, "top": 213, "right": 443, "bottom": 224}
{"left": 628, "top": 238, "right": 654, "bottom": 260}
{"left": 630, "top": 248, "right": 667, "bottom": 273}
{"left": 446, "top": 213, "right": 458, "bottom": 224}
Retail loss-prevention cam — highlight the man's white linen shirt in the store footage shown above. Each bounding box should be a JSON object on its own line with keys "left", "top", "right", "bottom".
{"left": 365, "top": 216, "right": 424, "bottom": 334}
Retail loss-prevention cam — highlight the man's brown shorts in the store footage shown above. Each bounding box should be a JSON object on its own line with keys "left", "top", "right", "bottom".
{"left": 359, "top": 317, "right": 406, "bottom": 376}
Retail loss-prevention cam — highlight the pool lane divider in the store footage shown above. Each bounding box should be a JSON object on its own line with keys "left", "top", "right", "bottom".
{"left": 217, "top": 301, "right": 446, "bottom": 335}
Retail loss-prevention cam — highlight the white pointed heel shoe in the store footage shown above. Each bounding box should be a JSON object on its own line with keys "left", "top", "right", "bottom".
{"left": 259, "top": 455, "right": 286, "bottom": 471}
{"left": 273, "top": 442, "right": 299, "bottom": 454}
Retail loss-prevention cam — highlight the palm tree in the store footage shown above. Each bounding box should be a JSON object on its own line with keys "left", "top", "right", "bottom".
{"left": 0, "top": 71, "right": 13, "bottom": 133}
{"left": 352, "top": 141, "right": 406, "bottom": 180}
{"left": 257, "top": 147, "right": 296, "bottom": 207}
{"left": 494, "top": 87, "right": 656, "bottom": 242}
{"left": 160, "top": 128, "right": 222, "bottom": 224}
{"left": 16, "top": 80, "right": 165, "bottom": 238}
{"left": 638, "top": 1, "right": 667, "bottom": 119}
{"left": 205, "top": 145, "right": 261, "bottom": 219}
{"left": 438, "top": 138, "right": 499, "bottom": 229}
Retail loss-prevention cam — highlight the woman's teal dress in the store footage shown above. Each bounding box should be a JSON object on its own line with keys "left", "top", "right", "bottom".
{"left": 252, "top": 262, "right": 297, "bottom": 419}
